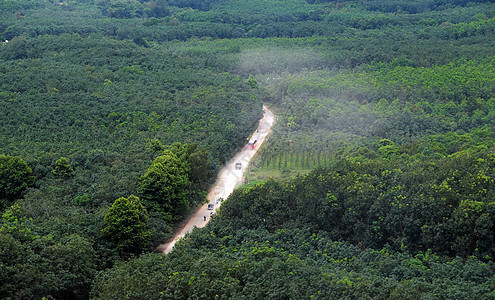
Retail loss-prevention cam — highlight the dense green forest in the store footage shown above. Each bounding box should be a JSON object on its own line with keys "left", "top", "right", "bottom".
{"left": 2, "top": 0, "right": 495, "bottom": 298}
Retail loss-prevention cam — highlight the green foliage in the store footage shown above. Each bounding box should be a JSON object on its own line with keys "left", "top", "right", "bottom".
{"left": 187, "top": 148, "right": 213, "bottom": 190}
{"left": 1, "top": 0, "right": 495, "bottom": 297}
{"left": 91, "top": 253, "right": 169, "bottom": 299}
{"left": 93, "top": 151, "right": 495, "bottom": 296}
{"left": 378, "top": 139, "right": 400, "bottom": 159}
{"left": 254, "top": 54, "right": 495, "bottom": 180}
{"left": 222, "top": 152, "right": 495, "bottom": 258}
{"left": 93, "top": 226, "right": 495, "bottom": 299}
{"left": 1, "top": 207, "right": 97, "bottom": 299}
{"left": 73, "top": 193, "right": 91, "bottom": 207}
{"left": 0, "top": 154, "right": 34, "bottom": 209}
{"left": 101, "top": 195, "right": 150, "bottom": 257}
{"left": 168, "top": 142, "right": 214, "bottom": 191}
{"left": 52, "top": 157, "right": 74, "bottom": 179}
{"left": 138, "top": 151, "right": 190, "bottom": 221}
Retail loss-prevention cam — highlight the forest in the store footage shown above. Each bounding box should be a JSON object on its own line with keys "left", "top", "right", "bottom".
{"left": 2, "top": 0, "right": 495, "bottom": 298}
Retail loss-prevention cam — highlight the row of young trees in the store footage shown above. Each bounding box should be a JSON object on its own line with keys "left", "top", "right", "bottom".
{"left": 255, "top": 53, "right": 495, "bottom": 176}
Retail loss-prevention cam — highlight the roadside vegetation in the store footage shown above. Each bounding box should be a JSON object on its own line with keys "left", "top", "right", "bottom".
{"left": 2, "top": 0, "right": 495, "bottom": 298}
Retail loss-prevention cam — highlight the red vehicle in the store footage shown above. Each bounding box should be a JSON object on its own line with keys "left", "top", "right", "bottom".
{"left": 247, "top": 139, "right": 257, "bottom": 150}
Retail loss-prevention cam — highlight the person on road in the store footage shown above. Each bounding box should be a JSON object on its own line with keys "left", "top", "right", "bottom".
{"left": 204, "top": 216, "right": 206, "bottom": 221}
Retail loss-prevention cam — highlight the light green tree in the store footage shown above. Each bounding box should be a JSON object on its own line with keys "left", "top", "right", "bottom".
{"left": 378, "top": 139, "right": 399, "bottom": 159}
{"left": 52, "top": 157, "right": 74, "bottom": 179}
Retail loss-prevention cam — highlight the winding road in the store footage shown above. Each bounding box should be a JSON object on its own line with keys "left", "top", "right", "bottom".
{"left": 157, "top": 105, "right": 275, "bottom": 254}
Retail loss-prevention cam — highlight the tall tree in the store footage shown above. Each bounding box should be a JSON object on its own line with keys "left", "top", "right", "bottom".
{"left": 101, "top": 195, "right": 150, "bottom": 257}
{"left": 168, "top": 142, "right": 214, "bottom": 190}
{"left": 138, "top": 150, "right": 190, "bottom": 221}
{"left": 0, "top": 154, "right": 34, "bottom": 209}
{"left": 52, "top": 156, "right": 74, "bottom": 179}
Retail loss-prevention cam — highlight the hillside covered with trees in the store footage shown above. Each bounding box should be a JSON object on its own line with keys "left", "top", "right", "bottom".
{"left": 2, "top": 0, "right": 495, "bottom": 298}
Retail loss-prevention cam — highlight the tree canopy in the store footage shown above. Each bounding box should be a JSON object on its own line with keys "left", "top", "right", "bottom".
{"left": 0, "top": 155, "right": 34, "bottom": 209}
{"left": 101, "top": 195, "right": 150, "bottom": 257}
{"left": 138, "top": 150, "right": 190, "bottom": 221}
{"left": 2, "top": 0, "right": 495, "bottom": 298}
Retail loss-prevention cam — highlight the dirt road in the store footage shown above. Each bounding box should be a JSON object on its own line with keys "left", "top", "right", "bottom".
{"left": 157, "top": 105, "right": 275, "bottom": 254}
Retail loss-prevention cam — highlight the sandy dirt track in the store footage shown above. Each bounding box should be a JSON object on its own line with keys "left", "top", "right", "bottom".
{"left": 157, "top": 105, "right": 275, "bottom": 254}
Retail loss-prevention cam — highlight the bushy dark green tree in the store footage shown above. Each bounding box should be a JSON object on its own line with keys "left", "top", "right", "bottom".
{"left": 101, "top": 195, "right": 150, "bottom": 257}
{"left": 138, "top": 150, "right": 190, "bottom": 221}
{"left": 148, "top": 0, "right": 170, "bottom": 17}
{"left": 0, "top": 154, "right": 34, "bottom": 209}
{"left": 188, "top": 148, "right": 214, "bottom": 191}
{"left": 168, "top": 142, "right": 214, "bottom": 191}
{"left": 1, "top": 203, "right": 97, "bottom": 300}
